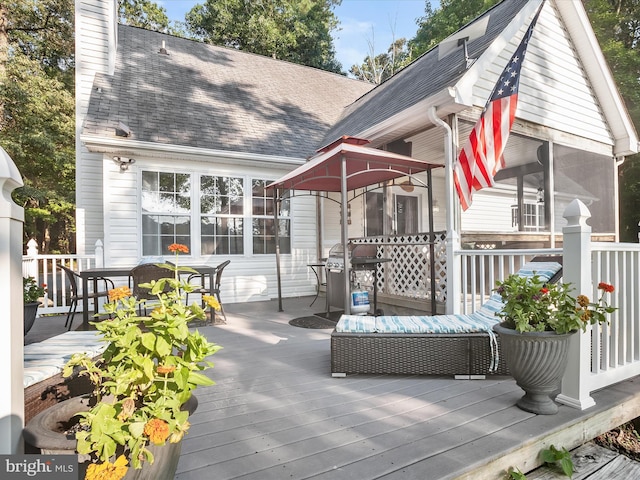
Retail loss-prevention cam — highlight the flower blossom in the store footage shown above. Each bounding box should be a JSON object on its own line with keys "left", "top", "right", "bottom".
{"left": 157, "top": 364, "right": 176, "bottom": 375}
{"left": 577, "top": 295, "right": 590, "bottom": 308}
{"left": 85, "top": 455, "right": 128, "bottom": 480}
{"left": 108, "top": 286, "right": 132, "bottom": 302}
{"left": 168, "top": 243, "right": 189, "bottom": 254}
{"left": 144, "top": 418, "right": 170, "bottom": 445}
{"left": 598, "top": 282, "right": 615, "bottom": 293}
{"left": 202, "top": 295, "right": 221, "bottom": 311}
{"left": 117, "top": 398, "right": 136, "bottom": 422}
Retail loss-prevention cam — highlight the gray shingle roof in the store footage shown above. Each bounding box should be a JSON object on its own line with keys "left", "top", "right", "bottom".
{"left": 320, "top": 0, "right": 529, "bottom": 145}
{"left": 83, "top": 25, "right": 373, "bottom": 159}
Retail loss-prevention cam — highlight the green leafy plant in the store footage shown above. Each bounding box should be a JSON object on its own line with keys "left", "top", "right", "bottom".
{"left": 541, "top": 444, "right": 574, "bottom": 478}
{"left": 23, "top": 276, "right": 46, "bottom": 303}
{"left": 508, "top": 467, "right": 527, "bottom": 479}
{"left": 495, "top": 275, "right": 616, "bottom": 334}
{"left": 64, "top": 244, "right": 221, "bottom": 480}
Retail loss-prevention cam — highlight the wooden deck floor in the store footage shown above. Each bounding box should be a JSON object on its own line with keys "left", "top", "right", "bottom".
{"left": 169, "top": 296, "right": 640, "bottom": 480}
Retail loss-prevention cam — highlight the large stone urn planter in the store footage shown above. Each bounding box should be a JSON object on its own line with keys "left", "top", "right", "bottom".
{"left": 493, "top": 322, "right": 576, "bottom": 415}
{"left": 24, "top": 301, "right": 40, "bottom": 335}
{"left": 23, "top": 394, "right": 198, "bottom": 480}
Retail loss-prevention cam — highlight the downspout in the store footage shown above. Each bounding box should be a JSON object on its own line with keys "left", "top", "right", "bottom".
{"left": 426, "top": 106, "right": 461, "bottom": 314}
{"left": 615, "top": 155, "right": 625, "bottom": 243}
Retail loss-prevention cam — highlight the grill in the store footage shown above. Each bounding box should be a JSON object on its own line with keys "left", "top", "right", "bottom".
{"left": 325, "top": 243, "right": 348, "bottom": 311}
{"left": 325, "top": 243, "right": 389, "bottom": 314}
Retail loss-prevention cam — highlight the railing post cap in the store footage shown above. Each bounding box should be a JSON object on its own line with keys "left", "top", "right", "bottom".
{"left": 563, "top": 199, "right": 591, "bottom": 226}
{"left": 0, "top": 146, "right": 23, "bottom": 196}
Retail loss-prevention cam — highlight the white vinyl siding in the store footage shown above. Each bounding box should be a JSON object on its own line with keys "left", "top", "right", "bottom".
{"left": 101, "top": 157, "right": 317, "bottom": 303}
{"left": 471, "top": 1, "right": 613, "bottom": 148}
{"left": 75, "top": 0, "right": 117, "bottom": 253}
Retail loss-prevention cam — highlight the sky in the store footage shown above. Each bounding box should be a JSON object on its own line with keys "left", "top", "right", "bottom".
{"left": 158, "top": 0, "right": 427, "bottom": 72}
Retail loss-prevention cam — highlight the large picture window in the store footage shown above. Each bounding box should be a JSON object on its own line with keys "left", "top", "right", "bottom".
{"left": 200, "top": 175, "right": 244, "bottom": 255}
{"left": 141, "top": 172, "right": 191, "bottom": 256}
{"left": 141, "top": 171, "right": 291, "bottom": 257}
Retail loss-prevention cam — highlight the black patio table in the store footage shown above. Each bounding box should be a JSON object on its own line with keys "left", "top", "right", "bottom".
{"left": 79, "top": 265, "right": 217, "bottom": 328}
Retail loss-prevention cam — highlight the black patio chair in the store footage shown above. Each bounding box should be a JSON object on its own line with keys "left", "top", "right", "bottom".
{"left": 186, "top": 260, "right": 231, "bottom": 323}
{"left": 128, "top": 263, "right": 173, "bottom": 315}
{"left": 57, "top": 264, "right": 115, "bottom": 331}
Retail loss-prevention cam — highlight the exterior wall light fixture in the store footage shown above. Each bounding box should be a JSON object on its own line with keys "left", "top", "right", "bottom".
{"left": 113, "top": 156, "right": 135, "bottom": 172}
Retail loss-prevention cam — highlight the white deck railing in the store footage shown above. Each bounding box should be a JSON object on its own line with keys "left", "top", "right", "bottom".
{"left": 455, "top": 201, "right": 640, "bottom": 409}
{"left": 22, "top": 239, "right": 103, "bottom": 315}
{"left": 587, "top": 242, "right": 640, "bottom": 392}
{"left": 457, "top": 248, "right": 563, "bottom": 314}
{"left": 20, "top": 202, "right": 640, "bottom": 410}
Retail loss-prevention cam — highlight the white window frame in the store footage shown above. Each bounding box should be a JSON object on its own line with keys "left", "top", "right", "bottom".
{"left": 139, "top": 170, "right": 292, "bottom": 258}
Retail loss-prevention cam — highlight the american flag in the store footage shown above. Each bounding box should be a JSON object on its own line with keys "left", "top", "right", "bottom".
{"left": 453, "top": 4, "right": 544, "bottom": 211}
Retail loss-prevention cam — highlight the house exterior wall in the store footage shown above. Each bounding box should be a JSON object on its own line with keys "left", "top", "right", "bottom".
{"left": 101, "top": 155, "right": 318, "bottom": 303}
{"left": 75, "top": 0, "right": 117, "bottom": 254}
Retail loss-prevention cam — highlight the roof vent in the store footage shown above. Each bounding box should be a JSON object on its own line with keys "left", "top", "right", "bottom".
{"left": 438, "top": 15, "right": 489, "bottom": 63}
{"left": 159, "top": 40, "right": 169, "bottom": 55}
{"left": 116, "top": 121, "right": 131, "bottom": 137}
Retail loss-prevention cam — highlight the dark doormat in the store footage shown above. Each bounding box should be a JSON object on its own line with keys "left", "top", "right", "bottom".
{"left": 289, "top": 316, "right": 337, "bottom": 329}
{"left": 313, "top": 310, "right": 344, "bottom": 322}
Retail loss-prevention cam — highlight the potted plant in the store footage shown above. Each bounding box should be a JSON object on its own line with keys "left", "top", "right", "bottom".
{"left": 24, "top": 276, "right": 46, "bottom": 335}
{"left": 23, "top": 244, "right": 221, "bottom": 480}
{"left": 493, "top": 274, "right": 616, "bottom": 414}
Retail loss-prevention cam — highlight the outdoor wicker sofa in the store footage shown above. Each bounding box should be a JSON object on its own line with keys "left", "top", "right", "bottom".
{"left": 331, "top": 258, "right": 563, "bottom": 378}
{"left": 24, "top": 331, "right": 104, "bottom": 423}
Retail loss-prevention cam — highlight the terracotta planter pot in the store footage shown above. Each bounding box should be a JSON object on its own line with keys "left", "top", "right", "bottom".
{"left": 24, "top": 301, "right": 41, "bottom": 335}
{"left": 23, "top": 394, "right": 198, "bottom": 480}
{"left": 493, "top": 322, "right": 576, "bottom": 415}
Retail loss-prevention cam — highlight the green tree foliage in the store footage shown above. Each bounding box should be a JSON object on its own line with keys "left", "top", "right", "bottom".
{"left": 0, "top": 0, "right": 75, "bottom": 253}
{"left": 118, "top": 0, "right": 185, "bottom": 36}
{"left": 184, "top": 0, "right": 343, "bottom": 73}
{"left": 409, "top": 0, "right": 500, "bottom": 57}
{"left": 349, "top": 37, "right": 410, "bottom": 84}
{"left": 348, "top": 0, "right": 500, "bottom": 84}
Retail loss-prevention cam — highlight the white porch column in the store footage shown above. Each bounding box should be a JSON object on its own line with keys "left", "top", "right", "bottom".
{"left": 0, "top": 147, "right": 25, "bottom": 453}
{"left": 25, "top": 238, "right": 39, "bottom": 280}
{"left": 94, "top": 239, "right": 104, "bottom": 268}
{"left": 556, "top": 199, "right": 595, "bottom": 410}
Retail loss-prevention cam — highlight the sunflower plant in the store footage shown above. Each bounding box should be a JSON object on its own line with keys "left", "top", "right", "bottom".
{"left": 494, "top": 274, "right": 616, "bottom": 334}
{"left": 64, "top": 244, "right": 221, "bottom": 480}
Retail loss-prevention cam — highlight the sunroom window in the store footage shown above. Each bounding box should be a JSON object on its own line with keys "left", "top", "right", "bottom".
{"left": 141, "top": 171, "right": 191, "bottom": 256}
{"left": 252, "top": 179, "right": 290, "bottom": 254}
{"left": 200, "top": 175, "right": 244, "bottom": 255}
{"left": 140, "top": 171, "right": 291, "bottom": 257}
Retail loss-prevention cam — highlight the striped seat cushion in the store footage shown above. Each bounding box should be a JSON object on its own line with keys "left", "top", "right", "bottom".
{"left": 336, "top": 312, "right": 498, "bottom": 334}
{"left": 24, "top": 331, "right": 105, "bottom": 388}
{"left": 334, "top": 261, "right": 562, "bottom": 373}
{"left": 335, "top": 261, "right": 562, "bottom": 335}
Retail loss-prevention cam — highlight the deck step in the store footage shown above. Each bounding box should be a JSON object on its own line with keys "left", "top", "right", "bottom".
{"left": 526, "top": 442, "right": 640, "bottom": 479}
{"left": 452, "top": 380, "right": 640, "bottom": 480}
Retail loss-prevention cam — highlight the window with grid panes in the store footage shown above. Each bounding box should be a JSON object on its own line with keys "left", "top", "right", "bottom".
{"left": 141, "top": 171, "right": 191, "bottom": 256}
{"left": 252, "top": 179, "right": 290, "bottom": 254}
{"left": 200, "top": 175, "right": 244, "bottom": 255}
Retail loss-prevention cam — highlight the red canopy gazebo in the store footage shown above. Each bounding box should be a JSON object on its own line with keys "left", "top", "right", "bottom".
{"left": 268, "top": 136, "right": 442, "bottom": 313}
